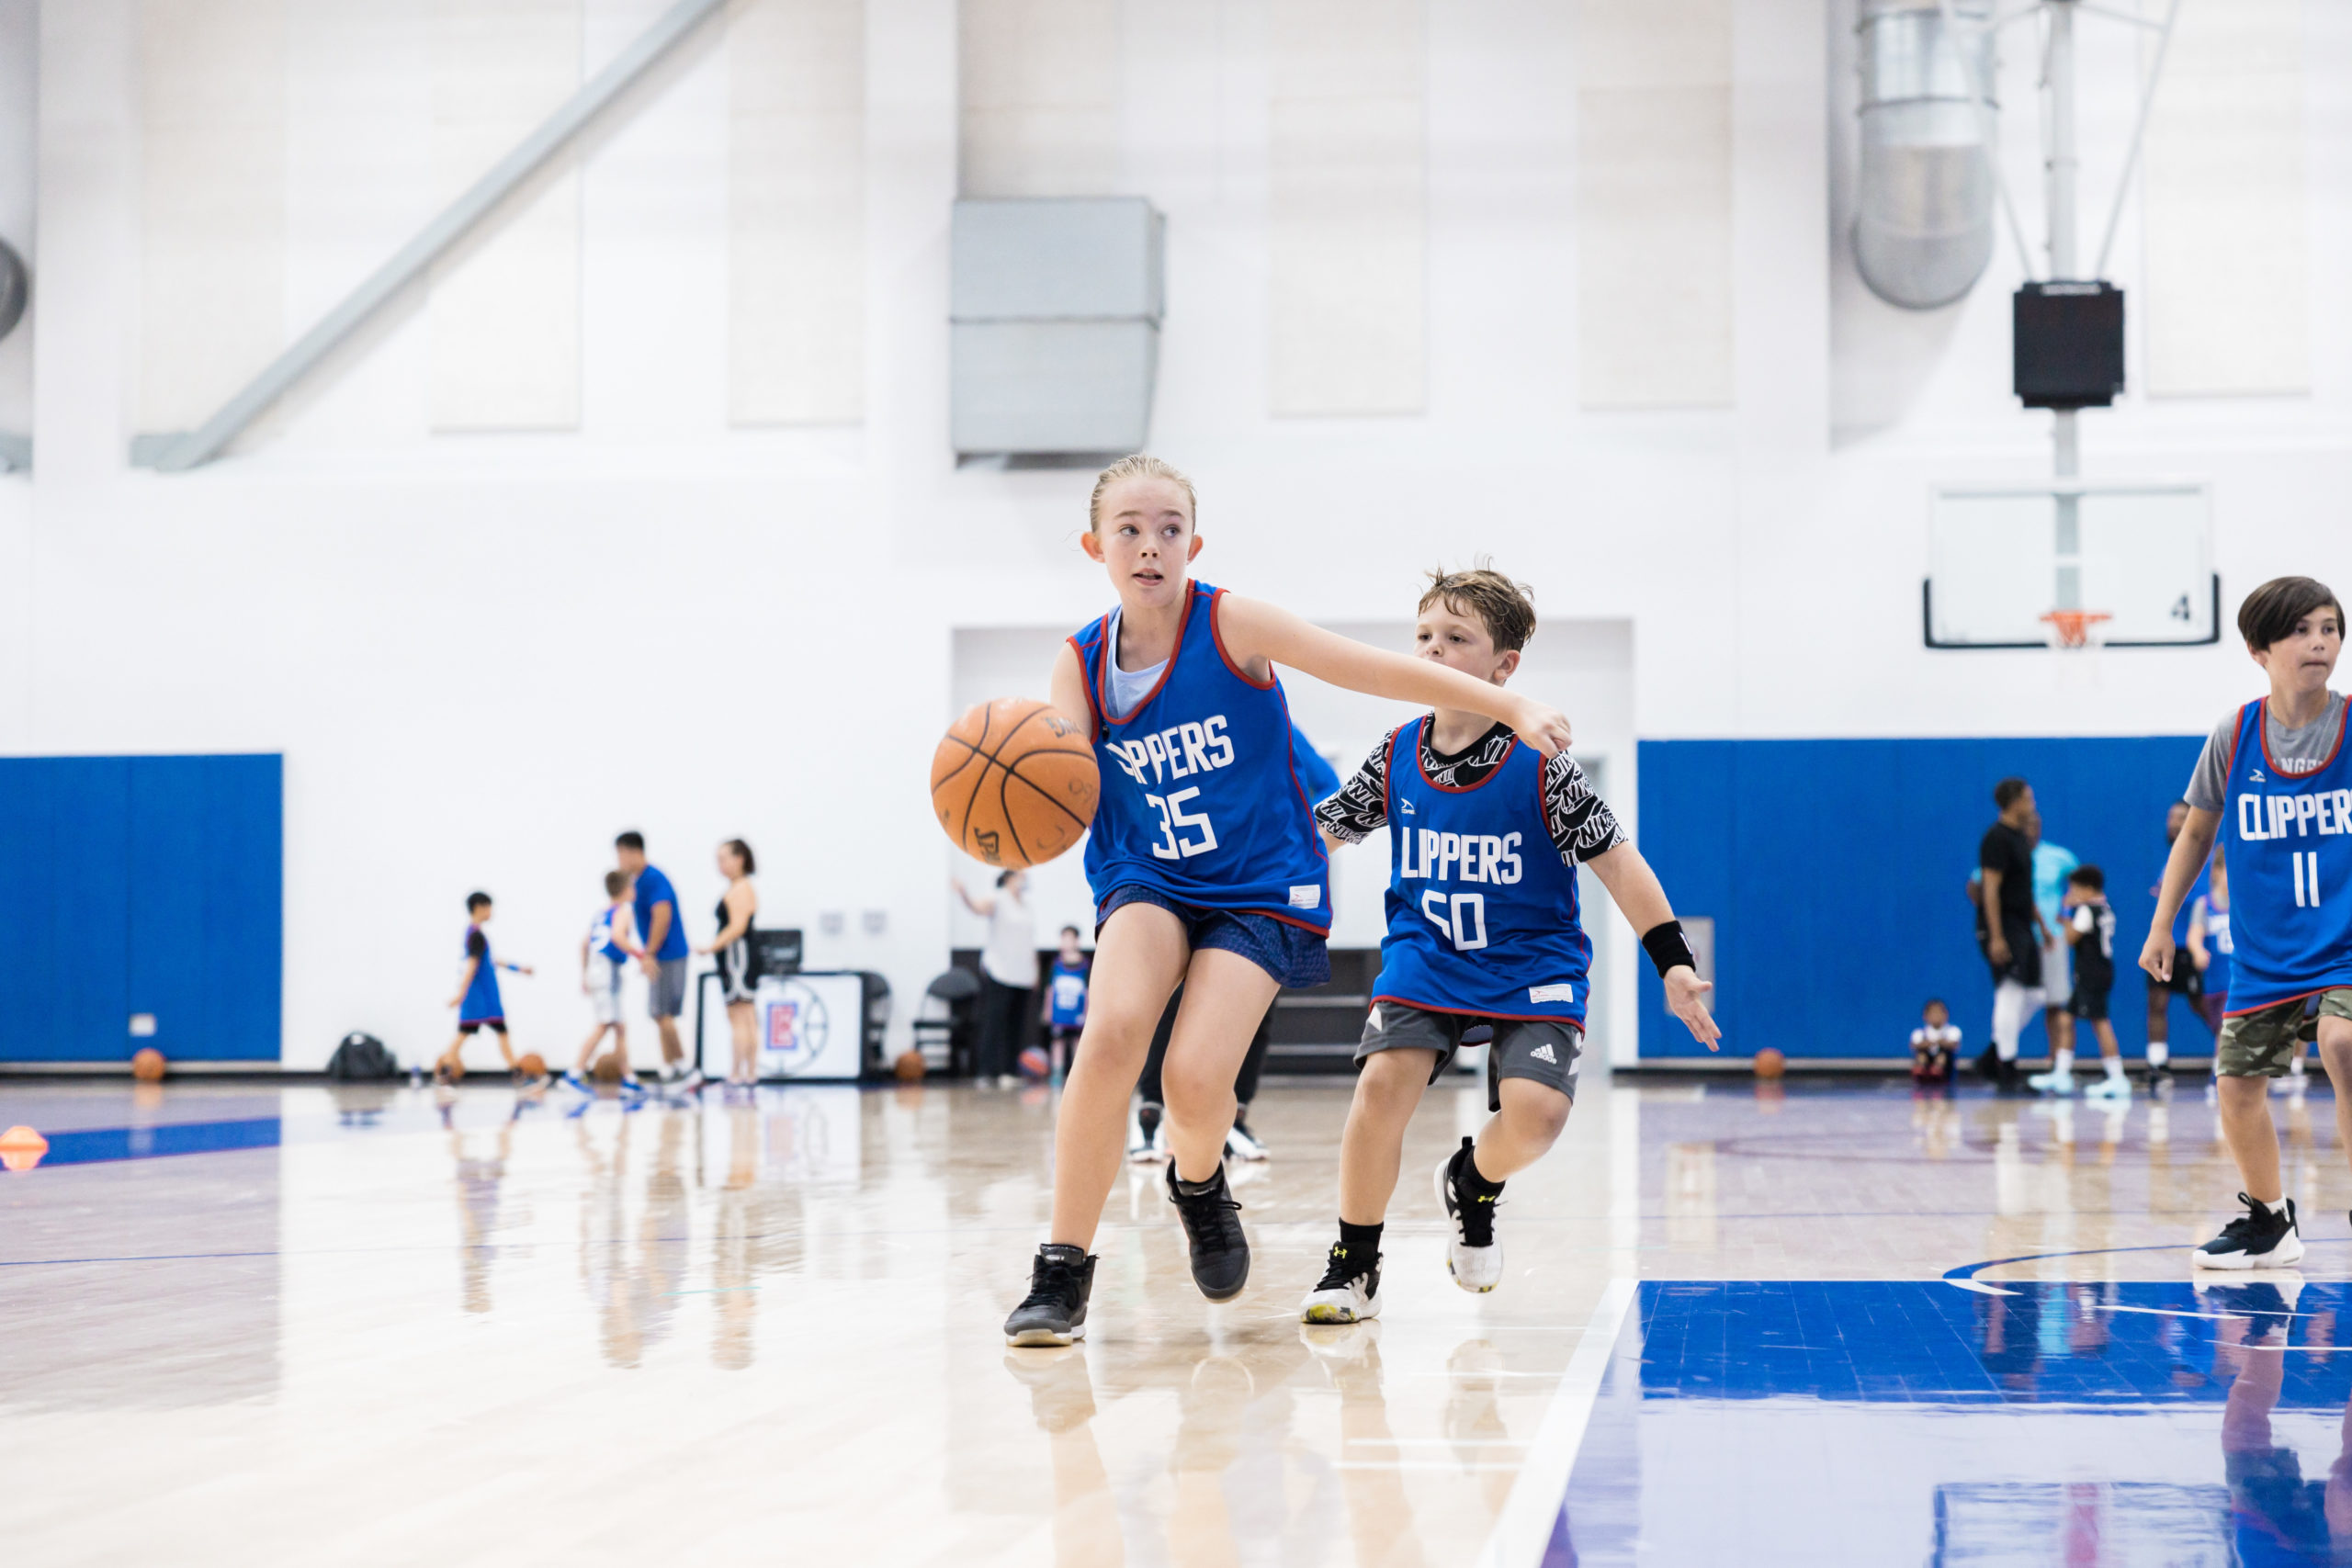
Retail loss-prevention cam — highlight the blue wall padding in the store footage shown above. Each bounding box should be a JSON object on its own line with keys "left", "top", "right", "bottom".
{"left": 0, "top": 755, "right": 282, "bottom": 1062}
{"left": 1636, "top": 736, "right": 2206, "bottom": 1059}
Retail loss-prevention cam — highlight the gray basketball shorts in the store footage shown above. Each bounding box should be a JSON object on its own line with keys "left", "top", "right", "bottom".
{"left": 649, "top": 956, "right": 689, "bottom": 1020}
{"left": 1356, "top": 1001, "right": 1581, "bottom": 1112}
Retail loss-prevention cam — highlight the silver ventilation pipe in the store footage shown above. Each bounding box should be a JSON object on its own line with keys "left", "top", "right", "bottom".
{"left": 1853, "top": 0, "right": 1997, "bottom": 310}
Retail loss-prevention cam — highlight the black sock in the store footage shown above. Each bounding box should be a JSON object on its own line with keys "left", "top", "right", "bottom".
{"left": 1461, "top": 1143, "right": 1507, "bottom": 1200}
{"left": 1137, "top": 1101, "right": 1162, "bottom": 1135}
{"left": 1338, "top": 1220, "right": 1383, "bottom": 1259}
{"left": 1173, "top": 1169, "right": 1224, "bottom": 1197}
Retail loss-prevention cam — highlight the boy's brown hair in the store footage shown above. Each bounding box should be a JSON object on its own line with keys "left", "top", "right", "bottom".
{"left": 604, "top": 870, "right": 628, "bottom": 897}
{"left": 1419, "top": 565, "right": 1536, "bottom": 653}
{"left": 2237, "top": 575, "right": 2344, "bottom": 651}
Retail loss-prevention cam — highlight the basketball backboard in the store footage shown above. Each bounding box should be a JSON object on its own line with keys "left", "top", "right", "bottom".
{"left": 1924, "top": 480, "right": 2217, "bottom": 649}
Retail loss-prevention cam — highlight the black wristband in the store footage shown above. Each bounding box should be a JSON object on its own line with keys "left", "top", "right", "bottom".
{"left": 1642, "top": 920, "right": 1698, "bottom": 979}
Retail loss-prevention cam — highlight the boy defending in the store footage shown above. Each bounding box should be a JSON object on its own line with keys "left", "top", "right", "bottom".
{"left": 1300, "top": 569, "right": 1719, "bottom": 1322}
{"left": 2143, "top": 576, "right": 2352, "bottom": 1270}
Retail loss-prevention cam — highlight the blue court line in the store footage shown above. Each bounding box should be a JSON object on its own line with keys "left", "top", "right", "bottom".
{"left": 7, "top": 1117, "right": 283, "bottom": 1168}
{"left": 1943, "top": 1237, "right": 2352, "bottom": 1287}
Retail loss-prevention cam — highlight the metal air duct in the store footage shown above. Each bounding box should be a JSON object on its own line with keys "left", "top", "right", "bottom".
{"left": 1853, "top": 0, "right": 1996, "bottom": 310}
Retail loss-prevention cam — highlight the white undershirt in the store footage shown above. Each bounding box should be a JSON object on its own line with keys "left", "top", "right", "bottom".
{"left": 980, "top": 889, "right": 1036, "bottom": 988}
{"left": 1102, "top": 607, "right": 1169, "bottom": 722}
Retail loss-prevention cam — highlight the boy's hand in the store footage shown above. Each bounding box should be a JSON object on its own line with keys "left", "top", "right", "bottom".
{"left": 446, "top": 994, "right": 464, "bottom": 1010}
{"left": 1507, "top": 694, "right": 1575, "bottom": 758}
{"left": 1665, "top": 967, "right": 1720, "bottom": 1051}
{"left": 2139, "top": 932, "right": 2175, "bottom": 982}
{"left": 1986, "top": 933, "right": 2012, "bottom": 965}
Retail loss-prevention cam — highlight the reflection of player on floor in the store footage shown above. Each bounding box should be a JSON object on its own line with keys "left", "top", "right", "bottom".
{"left": 438, "top": 891, "right": 532, "bottom": 1086}
{"left": 1001, "top": 457, "right": 1575, "bottom": 1348}
{"left": 2144, "top": 577, "right": 2352, "bottom": 1270}
{"left": 695, "top": 839, "right": 760, "bottom": 1090}
{"left": 567, "top": 870, "right": 644, "bottom": 1095}
{"left": 1299, "top": 568, "right": 1719, "bottom": 1324}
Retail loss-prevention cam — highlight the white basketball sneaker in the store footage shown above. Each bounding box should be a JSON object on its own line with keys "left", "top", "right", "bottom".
{"left": 1435, "top": 1137, "right": 1504, "bottom": 1293}
{"left": 1300, "top": 1239, "right": 1382, "bottom": 1324}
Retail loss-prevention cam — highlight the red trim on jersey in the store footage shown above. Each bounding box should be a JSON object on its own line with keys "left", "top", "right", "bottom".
{"left": 1371, "top": 992, "right": 1588, "bottom": 1028}
{"left": 2256, "top": 694, "right": 2349, "bottom": 779}
{"left": 2223, "top": 981, "right": 2352, "bottom": 1020}
{"left": 1092, "top": 587, "right": 1193, "bottom": 729}
{"left": 1208, "top": 589, "right": 1277, "bottom": 689}
{"left": 1380, "top": 724, "right": 1402, "bottom": 833}
{"left": 1071, "top": 631, "right": 1105, "bottom": 741}
{"left": 1272, "top": 679, "right": 1331, "bottom": 867}
{"left": 1413, "top": 715, "right": 1518, "bottom": 794}
{"left": 1250, "top": 906, "right": 1333, "bottom": 934}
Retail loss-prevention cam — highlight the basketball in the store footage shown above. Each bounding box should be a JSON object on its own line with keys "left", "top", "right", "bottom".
{"left": 931, "top": 697, "right": 1098, "bottom": 869}
{"left": 1019, "top": 1045, "right": 1050, "bottom": 1080}
{"left": 1754, "top": 1047, "right": 1786, "bottom": 1079}
{"left": 592, "top": 1052, "right": 624, "bottom": 1085}
{"left": 892, "top": 1050, "right": 927, "bottom": 1083}
{"left": 516, "top": 1053, "right": 546, "bottom": 1078}
{"left": 130, "top": 1047, "right": 165, "bottom": 1082}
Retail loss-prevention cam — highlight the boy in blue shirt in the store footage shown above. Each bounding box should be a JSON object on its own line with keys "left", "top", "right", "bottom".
{"left": 1043, "top": 924, "right": 1090, "bottom": 1080}
{"left": 1301, "top": 569, "right": 1719, "bottom": 1321}
{"left": 437, "top": 892, "right": 534, "bottom": 1086}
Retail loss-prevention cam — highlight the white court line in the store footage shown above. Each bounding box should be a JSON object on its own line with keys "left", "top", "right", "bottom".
{"left": 1473, "top": 1277, "right": 1636, "bottom": 1568}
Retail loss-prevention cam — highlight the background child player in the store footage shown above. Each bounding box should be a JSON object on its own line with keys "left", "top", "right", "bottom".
{"left": 2060, "top": 866, "right": 2128, "bottom": 1098}
{"left": 1043, "top": 925, "right": 1090, "bottom": 1080}
{"left": 1002, "top": 457, "right": 1576, "bottom": 1348}
{"left": 2143, "top": 575, "right": 2352, "bottom": 1270}
{"left": 438, "top": 892, "right": 533, "bottom": 1086}
{"left": 1912, "top": 999, "right": 1960, "bottom": 1086}
{"left": 565, "top": 871, "right": 643, "bottom": 1096}
{"left": 1298, "top": 567, "right": 1719, "bottom": 1324}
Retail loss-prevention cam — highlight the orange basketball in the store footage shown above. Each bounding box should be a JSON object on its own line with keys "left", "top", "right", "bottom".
{"left": 592, "top": 1052, "right": 624, "bottom": 1084}
{"left": 892, "top": 1049, "right": 927, "bottom": 1083}
{"left": 1753, "top": 1047, "right": 1786, "bottom": 1079}
{"left": 932, "top": 698, "right": 1098, "bottom": 869}
{"left": 130, "top": 1047, "right": 166, "bottom": 1082}
{"left": 516, "top": 1053, "right": 547, "bottom": 1078}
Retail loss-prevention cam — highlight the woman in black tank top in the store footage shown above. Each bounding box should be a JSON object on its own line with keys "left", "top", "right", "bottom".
{"left": 695, "top": 840, "right": 760, "bottom": 1089}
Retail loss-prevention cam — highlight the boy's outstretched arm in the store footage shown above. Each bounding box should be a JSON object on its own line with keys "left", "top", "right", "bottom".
{"left": 1586, "top": 842, "right": 1721, "bottom": 1050}
{"left": 1218, "top": 596, "right": 1575, "bottom": 756}
{"left": 2140, "top": 807, "right": 2221, "bottom": 980}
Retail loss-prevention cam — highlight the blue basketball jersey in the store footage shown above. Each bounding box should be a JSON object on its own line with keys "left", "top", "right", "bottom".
{"left": 2199, "top": 892, "right": 2233, "bottom": 998}
{"left": 460, "top": 924, "right": 503, "bottom": 1021}
{"left": 2220, "top": 698, "right": 2352, "bottom": 1013}
{"left": 1372, "top": 717, "right": 1591, "bottom": 1023}
{"left": 588, "top": 904, "right": 628, "bottom": 965}
{"left": 1071, "top": 581, "right": 1330, "bottom": 931}
{"left": 1047, "top": 958, "right": 1090, "bottom": 1027}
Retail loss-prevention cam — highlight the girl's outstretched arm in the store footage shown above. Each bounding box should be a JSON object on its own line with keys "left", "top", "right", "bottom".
{"left": 1216, "top": 595, "right": 1574, "bottom": 755}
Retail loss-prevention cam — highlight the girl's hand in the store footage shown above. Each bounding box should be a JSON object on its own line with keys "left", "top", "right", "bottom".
{"left": 447, "top": 994, "right": 464, "bottom": 1010}
{"left": 1509, "top": 696, "right": 1575, "bottom": 758}
{"left": 692, "top": 942, "right": 712, "bottom": 955}
{"left": 1665, "top": 968, "right": 1721, "bottom": 1051}
{"left": 518, "top": 964, "right": 534, "bottom": 977}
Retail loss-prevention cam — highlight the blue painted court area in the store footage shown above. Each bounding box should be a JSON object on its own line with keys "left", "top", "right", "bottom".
{"left": 1558, "top": 1280, "right": 2352, "bottom": 1566}
{"left": 26, "top": 1116, "right": 282, "bottom": 1168}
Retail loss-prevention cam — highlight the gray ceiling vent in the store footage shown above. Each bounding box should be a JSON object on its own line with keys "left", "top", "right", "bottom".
{"left": 1854, "top": 0, "right": 1996, "bottom": 310}
{"left": 951, "top": 197, "right": 1165, "bottom": 458}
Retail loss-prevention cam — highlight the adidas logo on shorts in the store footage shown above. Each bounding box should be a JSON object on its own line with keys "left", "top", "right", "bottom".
{"left": 1531, "top": 1043, "right": 1557, "bottom": 1064}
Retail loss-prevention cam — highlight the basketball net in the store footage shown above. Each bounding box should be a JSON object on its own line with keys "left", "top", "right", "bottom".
{"left": 2039, "top": 609, "right": 2112, "bottom": 651}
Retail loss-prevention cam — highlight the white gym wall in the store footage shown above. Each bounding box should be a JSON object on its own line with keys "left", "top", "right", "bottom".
{"left": 0, "top": 0, "right": 2346, "bottom": 1065}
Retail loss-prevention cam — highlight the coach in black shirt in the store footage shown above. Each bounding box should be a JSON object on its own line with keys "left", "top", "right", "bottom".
{"left": 1977, "top": 777, "right": 2042, "bottom": 1089}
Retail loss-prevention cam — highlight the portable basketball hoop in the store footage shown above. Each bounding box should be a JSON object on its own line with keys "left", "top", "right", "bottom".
{"left": 2039, "top": 609, "right": 2112, "bottom": 649}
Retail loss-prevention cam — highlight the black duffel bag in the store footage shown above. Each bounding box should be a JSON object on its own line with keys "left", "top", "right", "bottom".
{"left": 325, "top": 1032, "right": 400, "bottom": 1081}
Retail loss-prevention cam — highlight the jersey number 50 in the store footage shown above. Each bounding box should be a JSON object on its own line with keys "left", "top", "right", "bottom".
{"left": 1421, "top": 890, "right": 1489, "bottom": 951}
{"left": 1146, "top": 788, "right": 1219, "bottom": 861}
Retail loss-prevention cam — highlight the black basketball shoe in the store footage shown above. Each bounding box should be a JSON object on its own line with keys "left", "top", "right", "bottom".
{"left": 1166, "top": 1161, "right": 1251, "bottom": 1301}
{"left": 2192, "top": 1193, "right": 2304, "bottom": 1270}
{"left": 1004, "top": 1244, "right": 1097, "bottom": 1347}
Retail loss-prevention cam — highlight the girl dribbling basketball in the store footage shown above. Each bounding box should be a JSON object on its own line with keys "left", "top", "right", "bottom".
{"left": 1003, "top": 456, "right": 1577, "bottom": 1346}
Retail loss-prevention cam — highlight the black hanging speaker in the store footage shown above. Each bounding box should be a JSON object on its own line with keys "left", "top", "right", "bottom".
{"left": 2014, "top": 281, "right": 2124, "bottom": 409}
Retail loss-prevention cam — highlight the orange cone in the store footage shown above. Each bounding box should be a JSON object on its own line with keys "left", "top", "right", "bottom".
{"left": 0, "top": 1125, "right": 49, "bottom": 1172}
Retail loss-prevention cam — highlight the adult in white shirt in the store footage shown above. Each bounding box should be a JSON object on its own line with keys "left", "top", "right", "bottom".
{"left": 956, "top": 870, "right": 1037, "bottom": 1088}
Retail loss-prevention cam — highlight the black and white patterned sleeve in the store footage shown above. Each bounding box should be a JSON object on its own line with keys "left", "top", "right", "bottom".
{"left": 1314, "top": 733, "right": 1395, "bottom": 843}
{"left": 1543, "top": 753, "right": 1625, "bottom": 864}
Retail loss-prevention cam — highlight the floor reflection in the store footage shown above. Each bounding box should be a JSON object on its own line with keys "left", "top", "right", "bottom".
{"left": 1563, "top": 1279, "right": 2352, "bottom": 1566}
